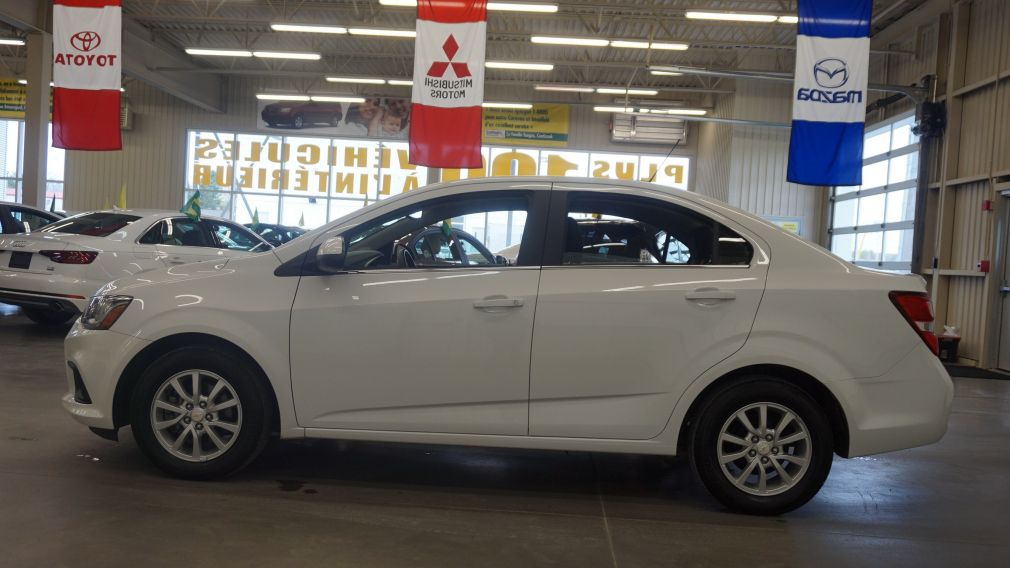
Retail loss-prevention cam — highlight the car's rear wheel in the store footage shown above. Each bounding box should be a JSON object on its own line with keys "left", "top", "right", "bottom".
{"left": 22, "top": 307, "right": 75, "bottom": 325}
{"left": 130, "top": 346, "right": 272, "bottom": 479}
{"left": 690, "top": 377, "right": 833, "bottom": 515}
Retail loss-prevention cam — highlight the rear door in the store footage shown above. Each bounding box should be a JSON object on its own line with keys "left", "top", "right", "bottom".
{"left": 135, "top": 217, "right": 225, "bottom": 267}
{"left": 529, "top": 185, "right": 768, "bottom": 440}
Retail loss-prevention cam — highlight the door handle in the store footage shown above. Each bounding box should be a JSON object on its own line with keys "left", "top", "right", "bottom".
{"left": 685, "top": 289, "right": 736, "bottom": 302}
{"left": 473, "top": 297, "right": 524, "bottom": 309}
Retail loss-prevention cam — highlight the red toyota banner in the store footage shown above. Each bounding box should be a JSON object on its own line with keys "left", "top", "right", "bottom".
{"left": 52, "top": 0, "right": 122, "bottom": 151}
{"left": 409, "top": 0, "right": 486, "bottom": 168}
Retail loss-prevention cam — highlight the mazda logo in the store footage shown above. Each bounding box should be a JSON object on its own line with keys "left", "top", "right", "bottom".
{"left": 70, "top": 31, "right": 102, "bottom": 52}
{"left": 813, "top": 58, "right": 848, "bottom": 89}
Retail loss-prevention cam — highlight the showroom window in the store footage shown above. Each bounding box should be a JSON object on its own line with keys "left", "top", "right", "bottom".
{"left": 829, "top": 113, "right": 919, "bottom": 272}
{"left": 184, "top": 130, "right": 690, "bottom": 230}
{"left": 0, "top": 120, "right": 67, "bottom": 209}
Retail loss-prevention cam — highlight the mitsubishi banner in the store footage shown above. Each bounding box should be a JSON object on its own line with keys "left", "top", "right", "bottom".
{"left": 787, "top": 0, "right": 872, "bottom": 186}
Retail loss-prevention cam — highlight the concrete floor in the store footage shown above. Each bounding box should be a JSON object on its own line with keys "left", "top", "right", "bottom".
{"left": 1, "top": 306, "right": 1009, "bottom": 568}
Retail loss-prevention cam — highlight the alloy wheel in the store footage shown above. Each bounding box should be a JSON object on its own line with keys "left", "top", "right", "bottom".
{"left": 150, "top": 370, "right": 243, "bottom": 463}
{"left": 716, "top": 402, "right": 811, "bottom": 496}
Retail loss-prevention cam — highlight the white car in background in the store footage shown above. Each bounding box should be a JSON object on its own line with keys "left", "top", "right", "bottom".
{"left": 0, "top": 210, "right": 271, "bottom": 324}
{"left": 61, "top": 178, "right": 952, "bottom": 515}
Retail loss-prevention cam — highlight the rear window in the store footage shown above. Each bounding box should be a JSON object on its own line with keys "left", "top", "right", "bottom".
{"left": 41, "top": 213, "right": 141, "bottom": 237}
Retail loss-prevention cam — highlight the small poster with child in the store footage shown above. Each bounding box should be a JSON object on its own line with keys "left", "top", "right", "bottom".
{"left": 257, "top": 97, "right": 410, "bottom": 139}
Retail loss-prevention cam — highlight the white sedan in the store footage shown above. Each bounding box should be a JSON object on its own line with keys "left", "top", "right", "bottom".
{"left": 0, "top": 210, "right": 271, "bottom": 324}
{"left": 61, "top": 178, "right": 952, "bottom": 514}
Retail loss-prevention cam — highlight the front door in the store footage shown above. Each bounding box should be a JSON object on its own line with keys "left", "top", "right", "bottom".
{"left": 289, "top": 188, "right": 547, "bottom": 435}
{"left": 529, "top": 187, "right": 768, "bottom": 440}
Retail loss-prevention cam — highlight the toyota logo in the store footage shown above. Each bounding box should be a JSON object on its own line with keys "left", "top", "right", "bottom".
{"left": 813, "top": 58, "right": 849, "bottom": 89}
{"left": 70, "top": 31, "right": 102, "bottom": 52}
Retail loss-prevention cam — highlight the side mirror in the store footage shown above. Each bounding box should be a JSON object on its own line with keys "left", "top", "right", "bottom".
{"left": 316, "top": 236, "right": 346, "bottom": 272}
{"left": 494, "top": 255, "right": 510, "bottom": 265}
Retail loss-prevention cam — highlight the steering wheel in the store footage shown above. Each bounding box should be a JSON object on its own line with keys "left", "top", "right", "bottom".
{"left": 393, "top": 243, "right": 416, "bottom": 268}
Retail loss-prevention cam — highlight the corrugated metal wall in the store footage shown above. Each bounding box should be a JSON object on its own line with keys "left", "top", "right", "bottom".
{"left": 725, "top": 81, "right": 823, "bottom": 241}
{"left": 956, "top": 87, "right": 998, "bottom": 179}
{"left": 694, "top": 93, "right": 734, "bottom": 203}
{"left": 947, "top": 276, "right": 987, "bottom": 359}
{"left": 950, "top": 181, "right": 993, "bottom": 270}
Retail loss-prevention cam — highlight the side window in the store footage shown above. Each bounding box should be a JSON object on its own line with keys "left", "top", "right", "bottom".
{"left": 207, "top": 221, "right": 265, "bottom": 251}
{"left": 343, "top": 192, "right": 530, "bottom": 270}
{"left": 140, "top": 218, "right": 210, "bottom": 247}
{"left": 458, "top": 234, "right": 494, "bottom": 265}
{"left": 562, "top": 193, "right": 752, "bottom": 266}
{"left": 10, "top": 208, "right": 54, "bottom": 232}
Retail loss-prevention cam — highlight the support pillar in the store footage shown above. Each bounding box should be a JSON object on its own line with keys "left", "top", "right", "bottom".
{"left": 22, "top": 31, "right": 52, "bottom": 209}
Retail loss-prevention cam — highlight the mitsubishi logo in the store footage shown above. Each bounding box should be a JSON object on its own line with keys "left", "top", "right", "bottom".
{"left": 70, "top": 30, "right": 102, "bottom": 52}
{"left": 813, "top": 58, "right": 848, "bottom": 89}
{"left": 427, "top": 35, "right": 471, "bottom": 78}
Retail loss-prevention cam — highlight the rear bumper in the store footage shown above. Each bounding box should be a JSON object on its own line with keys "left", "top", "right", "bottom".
{"left": 835, "top": 344, "right": 954, "bottom": 457}
{"left": 0, "top": 287, "right": 85, "bottom": 312}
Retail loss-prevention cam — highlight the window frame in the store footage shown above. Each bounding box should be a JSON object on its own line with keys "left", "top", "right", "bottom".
{"left": 289, "top": 189, "right": 551, "bottom": 276}
{"left": 541, "top": 190, "right": 756, "bottom": 269}
{"left": 828, "top": 111, "right": 920, "bottom": 272}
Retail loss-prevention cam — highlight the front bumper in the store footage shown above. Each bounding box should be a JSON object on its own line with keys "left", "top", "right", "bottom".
{"left": 62, "top": 319, "right": 151, "bottom": 430}
{"left": 835, "top": 343, "right": 954, "bottom": 457}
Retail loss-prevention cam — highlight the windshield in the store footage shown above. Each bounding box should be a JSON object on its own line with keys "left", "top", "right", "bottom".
{"left": 41, "top": 213, "right": 141, "bottom": 237}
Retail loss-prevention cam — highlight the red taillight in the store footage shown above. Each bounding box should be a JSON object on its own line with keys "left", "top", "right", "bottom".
{"left": 889, "top": 291, "right": 939, "bottom": 356}
{"left": 40, "top": 250, "right": 98, "bottom": 264}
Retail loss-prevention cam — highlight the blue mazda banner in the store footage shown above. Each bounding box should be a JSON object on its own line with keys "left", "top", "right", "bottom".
{"left": 787, "top": 0, "right": 872, "bottom": 186}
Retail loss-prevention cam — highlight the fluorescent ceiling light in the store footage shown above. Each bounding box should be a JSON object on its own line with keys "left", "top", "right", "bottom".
{"left": 0, "top": 39, "right": 25, "bottom": 46}
{"left": 609, "top": 40, "right": 689, "bottom": 51}
{"left": 311, "top": 95, "right": 366, "bottom": 103}
{"left": 531, "top": 36, "right": 609, "bottom": 47}
{"left": 326, "top": 77, "right": 386, "bottom": 84}
{"left": 596, "top": 88, "right": 658, "bottom": 95}
{"left": 486, "top": 61, "right": 554, "bottom": 71}
{"left": 388, "top": 79, "right": 414, "bottom": 86}
{"left": 778, "top": 16, "right": 799, "bottom": 24}
{"left": 270, "top": 23, "right": 347, "bottom": 34}
{"left": 253, "top": 51, "right": 321, "bottom": 60}
{"left": 489, "top": 2, "right": 558, "bottom": 13}
{"left": 685, "top": 11, "right": 779, "bottom": 23}
{"left": 256, "top": 93, "right": 310, "bottom": 101}
{"left": 186, "top": 48, "right": 253, "bottom": 57}
{"left": 349, "top": 27, "right": 416, "bottom": 38}
{"left": 535, "top": 85, "right": 594, "bottom": 93}
{"left": 594, "top": 106, "right": 635, "bottom": 113}
{"left": 483, "top": 102, "right": 533, "bottom": 109}
{"left": 380, "top": 0, "right": 557, "bottom": 11}
{"left": 650, "top": 70, "right": 683, "bottom": 76}
{"left": 16, "top": 79, "right": 26, "bottom": 85}
{"left": 658, "top": 108, "right": 707, "bottom": 116}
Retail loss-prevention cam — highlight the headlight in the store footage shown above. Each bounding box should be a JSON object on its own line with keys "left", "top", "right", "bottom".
{"left": 81, "top": 295, "right": 133, "bottom": 330}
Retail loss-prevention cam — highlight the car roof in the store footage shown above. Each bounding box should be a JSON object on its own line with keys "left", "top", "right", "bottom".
{"left": 69, "top": 209, "right": 233, "bottom": 223}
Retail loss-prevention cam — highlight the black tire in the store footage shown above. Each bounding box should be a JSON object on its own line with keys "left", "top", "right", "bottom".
{"left": 690, "top": 377, "right": 834, "bottom": 515}
{"left": 130, "top": 346, "right": 273, "bottom": 480}
{"left": 293, "top": 115, "right": 304, "bottom": 129}
{"left": 22, "top": 307, "right": 75, "bottom": 325}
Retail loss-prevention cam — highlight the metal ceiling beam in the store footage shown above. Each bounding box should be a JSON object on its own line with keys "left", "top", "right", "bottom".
{"left": 650, "top": 65, "right": 931, "bottom": 102}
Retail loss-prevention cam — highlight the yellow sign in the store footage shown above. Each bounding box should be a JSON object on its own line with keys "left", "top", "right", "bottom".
{"left": 0, "top": 78, "right": 27, "bottom": 118}
{"left": 482, "top": 104, "right": 569, "bottom": 147}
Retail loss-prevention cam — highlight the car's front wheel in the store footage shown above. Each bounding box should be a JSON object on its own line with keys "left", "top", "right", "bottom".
{"left": 690, "top": 377, "right": 834, "bottom": 515}
{"left": 130, "top": 346, "right": 272, "bottom": 479}
{"left": 22, "top": 306, "right": 75, "bottom": 325}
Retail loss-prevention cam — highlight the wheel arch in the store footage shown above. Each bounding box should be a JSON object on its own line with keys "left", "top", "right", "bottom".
{"left": 676, "top": 364, "right": 850, "bottom": 457}
{"left": 112, "top": 332, "right": 281, "bottom": 435}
